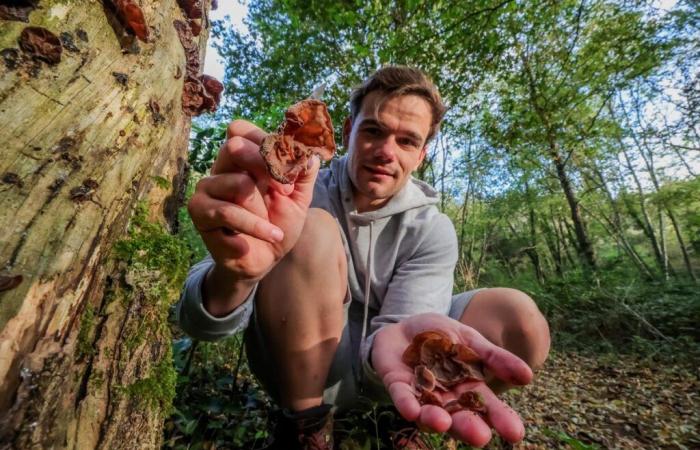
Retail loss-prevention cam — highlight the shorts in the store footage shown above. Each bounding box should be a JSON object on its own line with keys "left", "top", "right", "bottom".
{"left": 245, "top": 288, "right": 485, "bottom": 411}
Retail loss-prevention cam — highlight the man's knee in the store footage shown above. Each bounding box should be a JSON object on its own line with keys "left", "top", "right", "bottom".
{"left": 285, "top": 208, "right": 346, "bottom": 276}
{"left": 465, "top": 288, "right": 551, "bottom": 370}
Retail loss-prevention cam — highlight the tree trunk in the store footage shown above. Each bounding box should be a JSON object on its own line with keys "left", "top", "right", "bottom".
{"left": 0, "top": 1, "right": 215, "bottom": 448}
{"left": 549, "top": 142, "right": 597, "bottom": 270}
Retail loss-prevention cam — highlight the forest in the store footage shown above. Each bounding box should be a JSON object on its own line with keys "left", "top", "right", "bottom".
{"left": 0, "top": 0, "right": 697, "bottom": 449}
{"left": 172, "top": 0, "right": 700, "bottom": 448}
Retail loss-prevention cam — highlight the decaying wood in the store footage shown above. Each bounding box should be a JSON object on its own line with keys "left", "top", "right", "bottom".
{"left": 0, "top": 1, "right": 213, "bottom": 448}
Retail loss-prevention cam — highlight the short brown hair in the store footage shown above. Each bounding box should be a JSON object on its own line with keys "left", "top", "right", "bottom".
{"left": 349, "top": 65, "right": 447, "bottom": 143}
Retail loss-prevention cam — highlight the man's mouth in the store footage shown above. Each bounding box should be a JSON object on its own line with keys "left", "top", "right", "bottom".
{"left": 365, "top": 165, "right": 393, "bottom": 176}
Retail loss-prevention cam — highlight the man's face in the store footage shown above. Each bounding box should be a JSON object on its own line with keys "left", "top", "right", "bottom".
{"left": 344, "top": 92, "right": 431, "bottom": 212}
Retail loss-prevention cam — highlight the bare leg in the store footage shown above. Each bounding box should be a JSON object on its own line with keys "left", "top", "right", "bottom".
{"left": 256, "top": 208, "right": 348, "bottom": 411}
{"left": 459, "top": 288, "right": 551, "bottom": 394}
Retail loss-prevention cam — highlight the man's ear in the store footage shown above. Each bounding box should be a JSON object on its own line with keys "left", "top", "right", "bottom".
{"left": 342, "top": 117, "right": 352, "bottom": 148}
{"left": 415, "top": 145, "right": 428, "bottom": 170}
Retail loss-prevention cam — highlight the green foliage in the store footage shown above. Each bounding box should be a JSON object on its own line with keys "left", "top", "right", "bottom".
{"left": 114, "top": 203, "right": 191, "bottom": 294}
{"left": 177, "top": 174, "right": 209, "bottom": 262}
{"left": 163, "top": 335, "right": 272, "bottom": 449}
{"left": 188, "top": 121, "right": 228, "bottom": 174}
{"left": 110, "top": 203, "right": 192, "bottom": 416}
{"left": 543, "top": 428, "right": 600, "bottom": 450}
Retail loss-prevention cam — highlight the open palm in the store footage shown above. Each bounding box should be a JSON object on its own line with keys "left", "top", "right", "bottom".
{"left": 372, "top": 313, "right": 533, "bottom": 447}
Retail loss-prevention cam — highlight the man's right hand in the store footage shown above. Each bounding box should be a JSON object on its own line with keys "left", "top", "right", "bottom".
{"left": 187, "top": 120, "right": 321, "bottom": 315}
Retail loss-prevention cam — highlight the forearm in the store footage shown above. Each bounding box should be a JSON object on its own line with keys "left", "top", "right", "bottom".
{"left": 202, "top": 263, "right": 258, "bottom": 317}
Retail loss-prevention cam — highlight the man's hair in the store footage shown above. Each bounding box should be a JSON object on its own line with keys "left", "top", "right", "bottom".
{"left": 349, "top": 65, "right": 447, "bottom": 144}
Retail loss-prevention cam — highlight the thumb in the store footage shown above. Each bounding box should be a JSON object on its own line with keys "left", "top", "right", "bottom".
{"left": 291, "top": 154, "right": 321, "bottom": 202}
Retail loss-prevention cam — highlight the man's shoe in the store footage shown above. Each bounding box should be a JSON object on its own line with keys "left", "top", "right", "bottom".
{"left": 266, "top": 404, "right": 334, "bottom": 450}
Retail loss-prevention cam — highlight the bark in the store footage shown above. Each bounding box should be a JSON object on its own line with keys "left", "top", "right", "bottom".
{"left": 0, "top": 1, "right": 214, "bottom": 448}
{"left": 549, "top": 143, "right": 597, "bottom": 270}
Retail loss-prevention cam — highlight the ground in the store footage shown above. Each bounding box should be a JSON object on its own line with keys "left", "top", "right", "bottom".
{"left": 163, "top": 336, "right": 700, "bottom": 450}
{"left": 495, "top": 352, "right": 700, "bottom": 449}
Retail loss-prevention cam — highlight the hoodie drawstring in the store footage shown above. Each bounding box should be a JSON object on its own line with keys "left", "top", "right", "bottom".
{"left": 359, "top": 220, "right": 374, "bottom": 377}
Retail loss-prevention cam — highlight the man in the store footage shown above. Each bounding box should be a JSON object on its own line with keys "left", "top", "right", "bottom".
{"left": 177, "top": 66, "right": 551, "bottom": 449}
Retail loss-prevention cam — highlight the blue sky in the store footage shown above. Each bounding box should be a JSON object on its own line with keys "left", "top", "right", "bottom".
{"left": 203, "top": 1, "right": 249, "bottom": 82}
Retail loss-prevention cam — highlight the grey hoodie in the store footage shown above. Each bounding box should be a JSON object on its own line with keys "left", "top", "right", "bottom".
{"left": 176, "top": 155, "right": 458, "bottom": 392}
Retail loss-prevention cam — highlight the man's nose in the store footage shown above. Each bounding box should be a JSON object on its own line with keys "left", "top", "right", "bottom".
{"left": 373, "top": 136, "right": 397, "bottom": 161}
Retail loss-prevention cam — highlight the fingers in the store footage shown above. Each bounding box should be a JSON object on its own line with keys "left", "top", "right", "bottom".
{"left": 448, "top": 410, "right": 492, "bottom": 448}
{"left": 227, "top": 119, "right": 266, "bottom": 144}
{"left": 211, "top": 135, "right": 269, "bottom": 180}
{"left": 386, "top": 380, "right": 421, "bottom": 422}
{"left": 416, "top": 405, "right": 452, "bottom": 433}
{"left": 195, "top": 173, "right": 266, "bottom": 217}
{"left": 189, "top": 196, "right": 283, "bottom": 244}
{"left": 456, "top": 325, "right": 533, "bottom": 386}
{"left": 447, "top": 382, "right": 524, "bottom": 445}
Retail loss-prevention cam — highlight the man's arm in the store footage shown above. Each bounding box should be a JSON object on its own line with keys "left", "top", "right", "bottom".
{"left": 175, "top": 255, "right": 257, "bottom": 341}
{"left": 176, "top": 119, "right": 320, "bottom": 341}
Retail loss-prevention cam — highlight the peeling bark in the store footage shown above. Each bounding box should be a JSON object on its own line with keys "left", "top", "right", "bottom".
{"left": 0, "top": 1, "right": 212, "bottom": 448}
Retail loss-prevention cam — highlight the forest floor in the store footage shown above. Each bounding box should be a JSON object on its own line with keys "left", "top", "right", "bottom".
{"left": 485, "top": 351, "right": 700, "bottom": 449}
{"left": 164, "top": 344, "right": 700, "bottom": 449}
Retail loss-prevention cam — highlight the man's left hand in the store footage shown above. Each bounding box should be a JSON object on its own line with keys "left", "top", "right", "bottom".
{"left": 371, "top": 313, "right": 533, "bottom": 447}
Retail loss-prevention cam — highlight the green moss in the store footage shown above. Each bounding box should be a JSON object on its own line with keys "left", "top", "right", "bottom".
{"left": 75, "top": 304, "right": 95, "bottom": 359}
{"left": 124, "top": 348, "right": 177, "bottom": 414}
{"left": 114, "top": 203, "right": 191, "bottom": 296}
{"left": 150, "top": 176, "right": 171, "bottom": 189}
{"left": 89, "top": 369, "right": 104, "bottom": 390}
{"left": 110, "top": 202, "right": 190, "bottom": 414}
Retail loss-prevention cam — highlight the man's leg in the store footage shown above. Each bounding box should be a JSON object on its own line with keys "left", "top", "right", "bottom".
{"left": 255, "top": 208, "right": 348, "bottom": 411}
{"left": 458, "top": 288, "right": 551, "bottom": 394}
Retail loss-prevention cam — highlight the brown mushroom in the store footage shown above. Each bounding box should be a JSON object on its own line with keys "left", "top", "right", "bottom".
{"left": 260, "top": 99, "right": 336, "bottom": 184}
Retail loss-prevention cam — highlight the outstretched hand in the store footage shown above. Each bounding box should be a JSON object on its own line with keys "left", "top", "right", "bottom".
{"left": 372, "top": 313, "right": 533, "bottom": 447}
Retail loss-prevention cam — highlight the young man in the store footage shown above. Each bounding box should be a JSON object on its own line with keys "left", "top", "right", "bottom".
{"left": 178, "top": 66, "right": 550, "bottom": 449}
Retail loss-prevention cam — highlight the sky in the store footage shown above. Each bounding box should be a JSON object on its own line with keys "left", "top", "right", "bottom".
{"left": 203, "top": 1, "right": 249, "bottom": 82}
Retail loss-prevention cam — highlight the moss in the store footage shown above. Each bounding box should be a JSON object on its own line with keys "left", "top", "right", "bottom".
{"left": 89, "top": 369, "right": 104, "bottom": 390}
{"left": 75, "top": 304, "right": 95, "bottom": 359}
{"left": 113, "top": 203, "right": 191, "bottom": 295}
{"left": 111, "top": 202, "right": 190, "bottom": 414}
{"left": 123, "top": 348, "right": 177, "bottom": 414}
{"left": 150, "top": 176, "right": 171, "bottom": 189}
{"left": 113, "top": 202, "right": 191, "bottom": 349}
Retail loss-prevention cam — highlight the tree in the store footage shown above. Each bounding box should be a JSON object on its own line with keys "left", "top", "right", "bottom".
{"left": 0, "top": 1, "right": 220, "bottom": 448}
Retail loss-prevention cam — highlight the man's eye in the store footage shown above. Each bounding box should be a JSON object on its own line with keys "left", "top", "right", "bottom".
{"left": 363, "top": 127, "right": 381, "bottom": 136}
{"left": 399, "top": 137, "right": 419, "bottom": 147}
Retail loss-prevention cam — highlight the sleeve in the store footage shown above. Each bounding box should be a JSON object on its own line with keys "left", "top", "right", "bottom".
{"left": 175, "top": 254, "right": 257, "bottom": 341}
{"left": 359, "top": 213, "right": 458, "bottom": 382}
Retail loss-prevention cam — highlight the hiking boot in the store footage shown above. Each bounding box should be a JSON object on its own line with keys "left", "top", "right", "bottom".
{"left": 265, "top": 404, "right": 334, "bottom": 450}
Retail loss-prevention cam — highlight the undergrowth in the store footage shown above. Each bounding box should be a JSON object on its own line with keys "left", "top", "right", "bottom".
{"left": 163, "top": 198, "right": 699, "bottom": 449}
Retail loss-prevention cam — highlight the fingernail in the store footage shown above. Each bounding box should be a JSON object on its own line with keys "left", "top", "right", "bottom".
{"left": 281, "top": 183, "right": 294, "bottom": 195}
{"left": 307, "top": 154, "right": 319, "bottom": 170}
{"left": 270, "top": 228, "right": 284, "bottom": 242}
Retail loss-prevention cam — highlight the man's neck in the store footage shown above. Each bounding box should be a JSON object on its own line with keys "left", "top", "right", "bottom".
{"left": 352, "top": 189, "right": 390, "bottom": 213}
